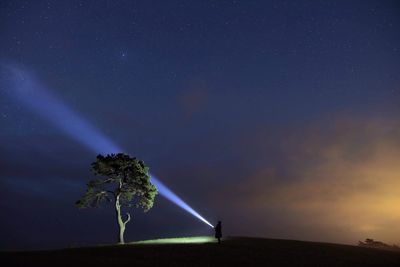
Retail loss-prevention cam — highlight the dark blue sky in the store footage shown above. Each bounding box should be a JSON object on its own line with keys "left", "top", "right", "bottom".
{"left": 0, "top": 0, "right": 399, "bottom": 249}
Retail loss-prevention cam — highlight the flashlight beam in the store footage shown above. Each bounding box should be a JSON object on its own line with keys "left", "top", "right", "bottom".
{"left": 2, "top": 65, "right": 213, "bottom": 228}
{"left": 151, "top": 175, "right": 214, "bottom": 228}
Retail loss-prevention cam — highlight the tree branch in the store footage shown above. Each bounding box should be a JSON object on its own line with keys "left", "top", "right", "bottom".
{"left": 124, "top": 212, "right": 131, "bottom": 225}
{"left": 106, "top": 190, "right": 116, "bottom": 197}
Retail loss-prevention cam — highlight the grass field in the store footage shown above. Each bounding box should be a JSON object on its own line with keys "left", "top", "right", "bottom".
{"left": 1, "top": 236, "right": 400, "bottom": 266}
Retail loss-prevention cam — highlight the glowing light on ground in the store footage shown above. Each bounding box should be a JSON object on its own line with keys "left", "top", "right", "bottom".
{"left": 133, "top": 236, "right": 216, "bottom": 245}
{"left": 2, "top": 64, "right": 213, "bottom": 228}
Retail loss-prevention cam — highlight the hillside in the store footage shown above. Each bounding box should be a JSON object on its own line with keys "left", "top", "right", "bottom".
{"left": 1, "top": 236, "right": 400, "bottom": 266}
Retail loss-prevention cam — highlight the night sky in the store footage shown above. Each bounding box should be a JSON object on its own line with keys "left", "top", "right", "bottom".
{"left": 1, "top": 0, "right": 400, "bottom": 250}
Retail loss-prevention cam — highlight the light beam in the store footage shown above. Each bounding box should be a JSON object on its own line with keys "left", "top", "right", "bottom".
{"left": 1, "top": 64, "right": 214, "bottom": 228}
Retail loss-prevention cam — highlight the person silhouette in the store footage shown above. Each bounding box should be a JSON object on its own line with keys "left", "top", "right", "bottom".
{"left": 214, "top": 221, "right": 222, "bottom": 244}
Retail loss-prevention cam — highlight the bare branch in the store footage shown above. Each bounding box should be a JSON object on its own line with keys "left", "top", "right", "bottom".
{"left": 124, "top": 212, "right": 131, "bottom": 225}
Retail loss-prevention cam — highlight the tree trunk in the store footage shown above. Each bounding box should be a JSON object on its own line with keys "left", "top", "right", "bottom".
{"left": 115, "top": 179, "right": 132, "bottom": 244}
{"left": 115, "top": 194, "right": 125, "bottom": 244}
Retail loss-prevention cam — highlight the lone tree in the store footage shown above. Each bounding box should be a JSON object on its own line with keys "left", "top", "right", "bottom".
{"left": 76, "top": 153, "right": 157, "bottom": 244}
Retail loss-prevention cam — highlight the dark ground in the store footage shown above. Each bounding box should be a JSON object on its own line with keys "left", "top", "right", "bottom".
{"left": 1, "top": 237, "right": 400, "bottom": 267}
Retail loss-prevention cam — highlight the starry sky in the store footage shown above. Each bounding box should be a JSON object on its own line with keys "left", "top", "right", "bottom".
{"left": 1, "top": 0, "right": 400, "bottom": 249}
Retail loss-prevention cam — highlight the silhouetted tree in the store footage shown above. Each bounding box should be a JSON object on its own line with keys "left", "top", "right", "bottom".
{"left": 358, "top": 238, "right": 400, "bottom": 251}
{"left": 76, "top": 153, "right": 157, "bottom": 244}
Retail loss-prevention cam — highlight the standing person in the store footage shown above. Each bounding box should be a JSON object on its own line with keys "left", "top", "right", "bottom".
{"left": 214, "top": 221, "right": 222, "bottom": 244}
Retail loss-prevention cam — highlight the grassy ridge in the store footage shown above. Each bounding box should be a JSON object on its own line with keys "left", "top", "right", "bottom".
{"left": 1, "top": 236, "right": 400, "bottom": 266}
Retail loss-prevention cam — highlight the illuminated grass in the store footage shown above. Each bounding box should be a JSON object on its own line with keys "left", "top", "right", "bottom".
{"left": 132, "top": 236, "right": 216, "bottom": 245}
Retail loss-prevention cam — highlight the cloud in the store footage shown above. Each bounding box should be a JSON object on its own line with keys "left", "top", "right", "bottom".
{"left": 179, "top": 88, "right": 208, "bottom": 119}
{"left": 1, "top": 176, "right": 82, "bottom": 198}
{"left": 218, "top": 114, "right": 400, "bottom": 244}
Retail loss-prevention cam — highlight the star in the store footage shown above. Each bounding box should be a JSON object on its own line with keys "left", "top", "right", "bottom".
{"left": 119, "top": 51, "right": 128, "bottom": 61}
